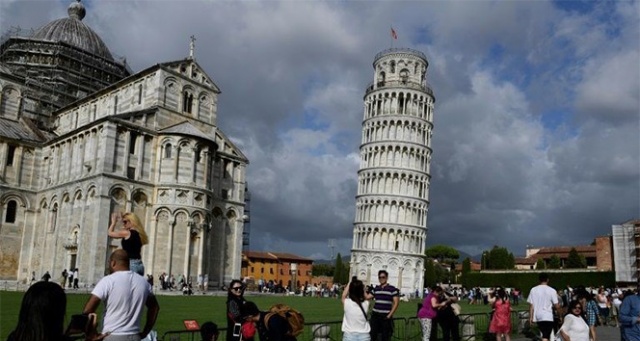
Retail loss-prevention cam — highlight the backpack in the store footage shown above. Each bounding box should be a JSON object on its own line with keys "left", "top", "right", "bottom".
{"left": 264, "top": 304, "right": 305, "bottom": 337}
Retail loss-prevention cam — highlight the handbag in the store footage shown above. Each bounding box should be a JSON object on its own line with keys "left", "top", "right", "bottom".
{"left": 241, "top": 321, "right": 256, "bottom": 338}
{"left": 450, "top": 303, "right": 461, "bottom": 316}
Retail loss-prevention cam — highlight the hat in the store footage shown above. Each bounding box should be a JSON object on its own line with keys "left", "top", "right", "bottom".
{"left": 240, "top": 301, "right": 260, "bottom": 319}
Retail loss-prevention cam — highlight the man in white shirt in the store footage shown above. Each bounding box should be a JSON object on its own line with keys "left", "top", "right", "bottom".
{"left": 83, "top": 250, "right": 160, "bottom": 341}
{"left": 527, "top": 273, "right": 561, "bottom": 341}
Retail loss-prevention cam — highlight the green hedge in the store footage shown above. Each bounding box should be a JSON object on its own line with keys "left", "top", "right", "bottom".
{"left": 460, "top": 271, "right": 615, "bottom": 296}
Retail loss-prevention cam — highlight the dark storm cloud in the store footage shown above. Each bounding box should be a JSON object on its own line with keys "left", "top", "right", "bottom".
{"left": 2, "top": 0, "right": 637, "bottom": 259}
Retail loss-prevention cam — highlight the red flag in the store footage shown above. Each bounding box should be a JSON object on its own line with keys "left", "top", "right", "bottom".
{"left": 391, "top": 27, "right": 398, "bottom": 40}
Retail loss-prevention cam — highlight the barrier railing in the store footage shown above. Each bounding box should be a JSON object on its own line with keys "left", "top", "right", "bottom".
{"left": 160, "top": 311, "right": 533, "bottom": 341}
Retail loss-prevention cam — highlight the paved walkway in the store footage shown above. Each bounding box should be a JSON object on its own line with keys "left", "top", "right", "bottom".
{"left": 512, "top": 325, "right": 621, "bottom": 341}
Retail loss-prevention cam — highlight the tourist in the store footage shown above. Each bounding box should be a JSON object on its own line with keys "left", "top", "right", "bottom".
{"left": 558, "top": 300, "right": 590, "bottom": 341}
{"left": 577, "top": 289, "right": 599, "bottom": 341}
{"left": 227, "top": 280, "right": 248, "bottom": 341}
{"left": 417, "top": 286, "right": 442, "bottom": 341}
{"left": 82, "top": 249, "right": 160, "bottom": 340}
{"left": 619, "top": 289, "right": 640, "bottom": 341}
{"left": 200, "top": 322, "right": 220, "bottom": 341}
{"left": 489, "top": 288, "right": 511, "bottom": 341}
{"left": 60, "top": 269, "right": 68, "bottom": 288}
{"left": 72, "top": 268, "right": 79, "bottom": 289}
{"left": 241, "top": 301, "right": 297, "bottom": 341}
{"left": 596, "top": 287, "right": 609, "bottom": 325}
{"left": 435, "top": 289, "right": 461, "bottom": 341}
{"left": 369, "top": 270, "right": 399, "bottom": 341}
{"left": 527, "top": 273, "right": 561, "bottom": 341}
{"left": 7, "top": 281, "right": 68, "bottom": 341}
{"left": 108, "top": 212, "right": 149, "bottom": 276}
{"left": 341, "top": 277, "right": 372, "bottom": 341}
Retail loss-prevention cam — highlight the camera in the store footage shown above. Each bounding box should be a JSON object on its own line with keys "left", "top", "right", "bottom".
{"left": 66, "top": 313, "right": 89, "bottom": 335}
{"left": 366, "top": 285, "right": 375, "bottom": 294}
{"left": 232, "top": 323, "right": 242, "bottom": 337}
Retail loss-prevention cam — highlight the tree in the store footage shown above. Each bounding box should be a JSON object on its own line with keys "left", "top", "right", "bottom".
{"left": 485, "top": 246, "right": 515, "bottom": 270}
{"left": 425, "top": 245, "right": 460, "bottom": 263}
{"left": 566, "top": 248, "right": 586, "bottom": 268}
{"left": 312, "top": 264, "right": 333, "bottom": 276}
{"left": 548, "top": 255, "right": 562, "bottom": 269}
{"left": 333, "top": 253, "right": 343, "bottom": 284}
{"left": 424, "top": 258, "right": 436, "bottom": 287}
{"left": 536, "top": 258, "right": 546, "bottom": 270}
{"left": 462, "top": 257, "right": 472, "bottom": 275}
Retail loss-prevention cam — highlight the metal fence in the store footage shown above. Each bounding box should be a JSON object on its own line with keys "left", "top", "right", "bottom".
{"left": 160, "top": 311, "right": 534, "bottom": 341}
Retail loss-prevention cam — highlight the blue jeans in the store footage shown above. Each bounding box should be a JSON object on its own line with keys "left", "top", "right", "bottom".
{"left": 343, "top": 332, "right": 371, "bottom": 341}
{"left": 130, "top": 259, "right": 145, "bottom": 276}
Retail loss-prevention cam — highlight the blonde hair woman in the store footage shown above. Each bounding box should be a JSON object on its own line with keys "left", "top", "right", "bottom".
{"left": 109, "top": 212, "right": 148, "bottom": 275}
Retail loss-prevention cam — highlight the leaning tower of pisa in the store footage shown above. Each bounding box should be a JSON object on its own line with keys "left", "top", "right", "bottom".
{"left": 351, "top": 48, "right": 435, "bottom": 295}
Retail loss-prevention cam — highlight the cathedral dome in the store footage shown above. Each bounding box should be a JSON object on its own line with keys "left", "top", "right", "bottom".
{"left": 31, "top": 0, "right": 114, "bottom": 61}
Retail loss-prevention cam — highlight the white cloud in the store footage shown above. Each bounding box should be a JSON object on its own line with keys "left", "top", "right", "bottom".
{"left": 2, "top": 0, "right": 637, "bottom": 259}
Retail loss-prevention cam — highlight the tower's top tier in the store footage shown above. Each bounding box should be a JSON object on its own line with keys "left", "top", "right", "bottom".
{"left": 367, "top": 48, "right": 433, "bottom": 98}
{"left": 373, "top": 48, "right": 427, "bottom": 65}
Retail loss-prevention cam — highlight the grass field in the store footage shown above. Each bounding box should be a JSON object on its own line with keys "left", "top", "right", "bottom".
{"left": 0, "top": 290, "right": 528, "bottom": 340}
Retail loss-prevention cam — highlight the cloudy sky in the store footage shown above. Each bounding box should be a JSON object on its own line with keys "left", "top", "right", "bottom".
{"left": 2, "top": 0, "right": 638, "bottom": 260}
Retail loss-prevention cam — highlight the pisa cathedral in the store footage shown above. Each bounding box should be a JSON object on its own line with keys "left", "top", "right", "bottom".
{"left": 351, "top": 48, "right": 434, "bottom": 295}
{"left": 0, "top": 1, "right": 248, "bottom": 287}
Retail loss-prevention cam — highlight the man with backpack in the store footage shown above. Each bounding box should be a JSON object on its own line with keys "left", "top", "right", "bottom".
{"left": 241, "top": 302, "right": 303, "bottom": 341}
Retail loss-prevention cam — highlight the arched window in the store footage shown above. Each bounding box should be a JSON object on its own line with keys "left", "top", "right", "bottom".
{"left": 182, "top": 91, "right": 194, "bottom": 113}
{"left": 5, "top": 200, "right": 17, "bottom": 223}
{"left": 164, "top": 144, "right": 172, "bottom": 158}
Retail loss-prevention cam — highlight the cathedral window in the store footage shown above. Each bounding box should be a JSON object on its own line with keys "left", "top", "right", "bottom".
{"left": 137, "top": 84, "right": 143, "bottom": 104}
{"left": 129, "top": 133, "right": 138, "bottom": 154}
{"left": 6, "top": 145, "right": 16, "bottom": 166}
{"left": 195, "top": 146, "right": 202, "bottom": 162}
{"left": 182, "top": 91, "right": 194, "bottom": 113}
{"left": 390, "top": 61, "right": 396, "bottom": 73}
{"left": 113, "top": 95, "right": 118, "bottom": 115}
{"left": 164, "top": 144, "right": 172, "bottom": 158}
{"left": 5, "top": 200, "right": 17, "bottom": 223}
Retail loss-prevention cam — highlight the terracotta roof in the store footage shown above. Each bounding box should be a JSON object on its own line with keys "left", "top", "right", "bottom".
{"left": 515, "top": 257, "right": 537, "bottom": 265}
{"left": 243, "top": 251, "right": 278, "bottom": 260}
{"left": 270, "top": 252, "right": 313, "bottom": 262}
{"left": 529, "top": 245, "right": 597, "bottom": 259}
{"left": 242, "top": 251, "right": 313, "bottom": 263}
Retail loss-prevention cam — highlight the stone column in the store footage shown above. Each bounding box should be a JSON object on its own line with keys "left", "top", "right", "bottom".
{"left": 136, "top": 134, "right": 144, "bottom": 179}
{"left": 122, "top": 131, "right": 131, "bottom": 177}
{"left": 147, "top": 216, "right": 158, "bottom": 275}
{"left": 167, "top": 217, "right": 175, "bottom": 275}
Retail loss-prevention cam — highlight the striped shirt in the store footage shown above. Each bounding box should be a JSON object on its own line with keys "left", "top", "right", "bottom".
{"left": 372, "top": 284, "right": 399, "bottom": 314}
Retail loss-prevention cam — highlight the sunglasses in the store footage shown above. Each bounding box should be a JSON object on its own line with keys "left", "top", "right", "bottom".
{"left": 122, "top": 220, "right": 130, "bottom": 224}
{"left": 231, "top": 287, "right": 243, "bottom": 291}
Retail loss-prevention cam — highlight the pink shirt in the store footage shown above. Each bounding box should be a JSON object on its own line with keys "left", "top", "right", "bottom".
{"left": 417, "top": 292, "right": 438, "bottom": 319}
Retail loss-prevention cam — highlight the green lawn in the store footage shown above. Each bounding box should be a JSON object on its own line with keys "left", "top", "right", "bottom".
{"left": 1, "top": 290, "right": 528, "bottom": 340}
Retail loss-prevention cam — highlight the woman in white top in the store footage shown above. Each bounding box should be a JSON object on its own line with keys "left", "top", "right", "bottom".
{"left": 342, "top": 277, "right": 374, "bottom": 341}
{"left": 558, "top": 300, "right": 590, "bottom": 341}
